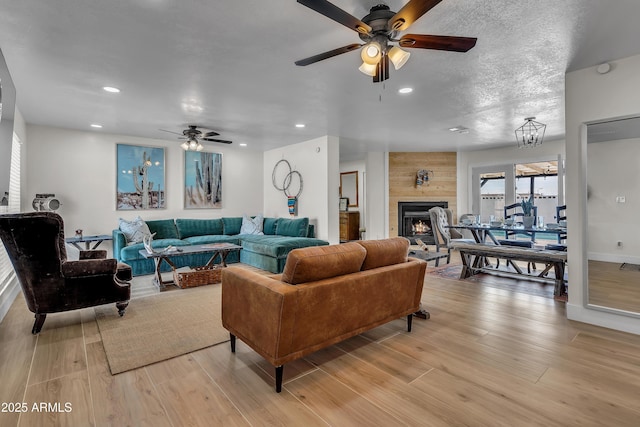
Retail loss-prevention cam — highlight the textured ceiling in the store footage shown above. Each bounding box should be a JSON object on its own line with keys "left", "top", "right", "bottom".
{"left": 2, "top": 0, "right": 640, "bottom": 157}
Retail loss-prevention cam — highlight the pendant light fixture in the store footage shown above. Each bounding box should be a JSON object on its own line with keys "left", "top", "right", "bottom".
{"left": 515, "top": 117, "right": 546, "bottom": 148}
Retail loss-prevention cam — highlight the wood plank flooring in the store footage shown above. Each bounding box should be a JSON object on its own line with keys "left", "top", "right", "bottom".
{"left": 588, "top": 260, "right": 640, "bottom": 313}
{"left": 1, "top": 256, "right": 640, "bottom": 426}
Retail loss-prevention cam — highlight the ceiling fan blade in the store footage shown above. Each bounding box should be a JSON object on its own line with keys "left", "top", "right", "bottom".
{"left": 202, "top": 138, "right": 232, "bottom": 144}
{"left": 297, "top": 0, "right": 372, "bottom": 34}
{"left": 399, "top": 34, "right": 477, "bottom": 52}
{"left": 388, "top": 0, "right": 442, "bottom": 32}
{"left": 203, "top": 131, "right": 220, "bottom": 137}
{"left": 159, "top": 128, "right": 184, "bottom": 136}
{"left": 295, "top": 43, "right": 361, "bottom": 66}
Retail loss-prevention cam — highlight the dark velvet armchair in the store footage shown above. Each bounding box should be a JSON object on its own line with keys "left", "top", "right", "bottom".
{"left": 0, "top": 212, "right": 131, "bottom": 334}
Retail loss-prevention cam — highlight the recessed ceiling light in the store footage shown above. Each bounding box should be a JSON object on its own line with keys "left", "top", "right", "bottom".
{"left": 239, "top": 143, "right": 247, "bottom": 147}
{"left": 398, "top": 87, "right": 413, "bottom": 94}
{"left": 295, "top": 123, "right": 306, "bottom": 128}
{"left": 103, "top": 86, "right": 120, "bottom": 93}
{"left": 448, "top": 126, "right": 469, "bottom": 134}
{"left": 90, "top": 124, "right": 103, "bottom": 128}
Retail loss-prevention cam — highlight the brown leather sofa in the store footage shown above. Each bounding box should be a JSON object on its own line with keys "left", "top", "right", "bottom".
{"left": 0, "top": 212, "right": 132, "bottom": 334}
{"left": 221, "top": 237, "right": 427, "bottom": 392}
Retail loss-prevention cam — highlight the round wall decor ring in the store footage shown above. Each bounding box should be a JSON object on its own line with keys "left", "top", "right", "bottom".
{"left": 272, "top": 159, "right": 292, "bottom": 191}
{"left": 283, "top": 170, "right": 303, "bottom": 199}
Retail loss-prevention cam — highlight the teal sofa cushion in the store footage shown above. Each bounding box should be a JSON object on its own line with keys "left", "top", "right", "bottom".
{"left": 240, "top": 235, "right": 328, "bottom": 258}
{"left": 146, "top": 219, "right": 179, "bottom": 239}
{"left": 183, "top": 235, "right": 241, "bottom": 245}
{"left": 176, "top": 218, "right": 223, "bottom": 239}
{"left": 222, "top": 217, "right": 242, "bottom": 235}
{"left": 120, "top": 238, "right": 189, "bottom": 261}
{"left": 263, "top": 217, "right": 279, "bottom": 235}
{"left": 275, "top": 217, "right": 309, "bottom": 237}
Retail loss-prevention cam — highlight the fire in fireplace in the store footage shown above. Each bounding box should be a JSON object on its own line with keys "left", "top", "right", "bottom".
{"left": 398, "top": 201, "right": 448, "bottom": 245}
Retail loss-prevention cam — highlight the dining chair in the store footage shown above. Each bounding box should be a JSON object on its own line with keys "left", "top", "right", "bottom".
{"left": 555, "top": 204, "right": 567, "bottom": 243}
{"left": 428, "top": 207, "right": 475, "bottom": 264}
{"left": 501, "top": 203, "right": 538, "bottom": 243}
{"left": 499, "top": 203, "right": 539, "bottom": 272}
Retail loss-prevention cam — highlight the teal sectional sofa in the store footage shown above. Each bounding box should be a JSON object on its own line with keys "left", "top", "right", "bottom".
{"left": 113, "top": 217, "right": 328, "bottom": 276}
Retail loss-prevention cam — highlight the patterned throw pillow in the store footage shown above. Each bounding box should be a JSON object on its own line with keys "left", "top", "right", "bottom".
{"left": 240, "top": 214, "right": 264, "bottom": 235}
{"left": 119, "top": 216, "right": 152, "bottom": 245}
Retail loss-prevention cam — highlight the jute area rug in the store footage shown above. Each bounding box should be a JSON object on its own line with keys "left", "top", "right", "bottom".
{"left": 95, "top": 284, "right": 229, "bottom": 375}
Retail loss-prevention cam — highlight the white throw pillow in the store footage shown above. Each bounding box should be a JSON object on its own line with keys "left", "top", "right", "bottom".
{"left": 240, "top": 214, "right": 264, "bottom": 235}
{"left": 119, "top": 216, "right": 152, "bottom": 245}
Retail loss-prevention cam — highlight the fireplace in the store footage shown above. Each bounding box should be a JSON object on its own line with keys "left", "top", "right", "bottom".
{"left": 398, "top": 201, "right": 448, "bottom": 245}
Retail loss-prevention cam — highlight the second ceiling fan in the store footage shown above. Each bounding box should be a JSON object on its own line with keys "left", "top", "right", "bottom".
{"left": 160, "top": 125, "right": 232, "bottom": 151}
{"left": 295, "top": 0, "right": 477, "bottom": 82}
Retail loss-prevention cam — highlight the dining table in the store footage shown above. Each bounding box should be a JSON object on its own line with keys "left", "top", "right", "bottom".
{"left": 446, "top": 222, "right": 567, "bottom": 279}
{"left": 447, "top": 222, "right": 567, "bottom": 245}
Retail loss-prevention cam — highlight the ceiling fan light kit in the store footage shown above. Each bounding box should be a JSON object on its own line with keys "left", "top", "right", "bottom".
{"left": 358, "top": 61, "right": 377, "bottom": 76}
{"left": 295, "top": 0, "right": 477, "bottom": 83}
{"left": 361, "top": 42, "right": 382, "bottom": 65}
{"left": 388, "top": 46, "right": 411, "bottom": 70}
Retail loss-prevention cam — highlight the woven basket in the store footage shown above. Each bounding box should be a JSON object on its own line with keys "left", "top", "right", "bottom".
{"left": 173, "top": 265, "right": 223, "bottom": 288}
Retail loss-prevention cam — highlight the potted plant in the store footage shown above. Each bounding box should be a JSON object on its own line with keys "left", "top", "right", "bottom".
{"left": 520, "top": 195, "right": 535, "bottom": 228}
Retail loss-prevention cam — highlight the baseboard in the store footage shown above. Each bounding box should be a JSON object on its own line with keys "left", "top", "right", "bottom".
{"left": 567, "top": 302, "right": 640, "bottom": 335}
{"left": 588, "top": 252, "right": 640, "bottom": 264}
{"left": 0, "top": 273, "right": 20, "bottom": 324}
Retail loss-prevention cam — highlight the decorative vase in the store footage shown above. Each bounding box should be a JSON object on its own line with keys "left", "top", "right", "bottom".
{"left": 523, "top": 216, "right": 535, "bottom": 229}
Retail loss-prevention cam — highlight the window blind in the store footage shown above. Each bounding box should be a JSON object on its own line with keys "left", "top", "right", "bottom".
{"left": 0, "top": 133, "right": 21, "bottom": 290}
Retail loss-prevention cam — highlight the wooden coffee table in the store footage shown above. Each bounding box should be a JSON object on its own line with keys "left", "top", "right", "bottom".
{"left": 139, "top": 243, "right": 242, "bottom": 291}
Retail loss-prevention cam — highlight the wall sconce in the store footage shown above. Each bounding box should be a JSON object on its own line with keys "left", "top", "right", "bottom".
{"left": 416, "top": 169, "right": 433, "bottom": 186}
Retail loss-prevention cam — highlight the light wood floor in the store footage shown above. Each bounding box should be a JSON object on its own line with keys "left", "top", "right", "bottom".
{"left": 2, "top": 255, "right": 640, "bottom": 426}
{"left": 588, "top": 260, "right": 640, "bottom": 313}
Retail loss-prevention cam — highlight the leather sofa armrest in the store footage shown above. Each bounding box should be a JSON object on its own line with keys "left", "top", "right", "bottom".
{"left": 221, "top": 267, "right": 298, "bottom": 364}
{"left": 62, "top": 258, "right": 117, "bottom": 278}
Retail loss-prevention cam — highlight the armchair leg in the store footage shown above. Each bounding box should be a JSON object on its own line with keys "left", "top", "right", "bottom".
{"left": 407, "top": 314, "right": 413, "bottom": 332}
{"left": 275, "top": 366, "right": 283, "bottom": 393}
{"left": 230, "top": 333, "right": 236, "bottom": 353}
{"left": 32, "top": 313, "right": 46, "bottom": 334}
{"left": 116, "top": 301, "right": 129, "bottom": 317}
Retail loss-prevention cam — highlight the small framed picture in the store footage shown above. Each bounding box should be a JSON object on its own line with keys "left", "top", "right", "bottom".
{"left": 339, "top": 197, "right": 349, "bottom": 211}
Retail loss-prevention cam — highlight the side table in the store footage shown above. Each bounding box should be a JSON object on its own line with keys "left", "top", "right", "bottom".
{"left": 65, "top": 234, "right": 113, "bottom": 251}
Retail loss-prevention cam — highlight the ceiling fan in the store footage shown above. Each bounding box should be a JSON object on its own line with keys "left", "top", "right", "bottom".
{"left": 295, "top": 0, "right": 477, "bottom": 82}
{"left": 160, "top": 125, "right": 232, "bottom": 151}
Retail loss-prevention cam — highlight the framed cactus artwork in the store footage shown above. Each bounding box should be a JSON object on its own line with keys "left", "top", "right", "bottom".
{"left": 116, "top": 144, "right": 166, "bottom": 210}
{"left": 184, "top": 151, "right": 222, "bottom": 209}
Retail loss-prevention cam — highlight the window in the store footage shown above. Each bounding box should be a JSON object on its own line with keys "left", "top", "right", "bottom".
{"left": 472, "top": 158, "right": 564, "bottom": 225}
{"left": 515, "top": 161, "right": 559, "bottom": 223}
{"left": 0, "top": 133, "right": 21, "bottom": 290}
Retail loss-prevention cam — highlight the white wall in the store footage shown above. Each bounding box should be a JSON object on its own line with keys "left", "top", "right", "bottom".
{"left": 457, "top": 139, "right": 566, "bottom": 217}
{"left": 566, "top": 53, "right": 640, "bottom": 334}
{"left": 25, "top": 125, "right": 264, "bottom": 258}
{"left": 587, "top": 138, "right": 640, "bottom": 264}
{"left": 365, "top": 152, "right": 387, "bottom": 240}
{"left": 263, "top": 136, "right": 340, "bottom": 243}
